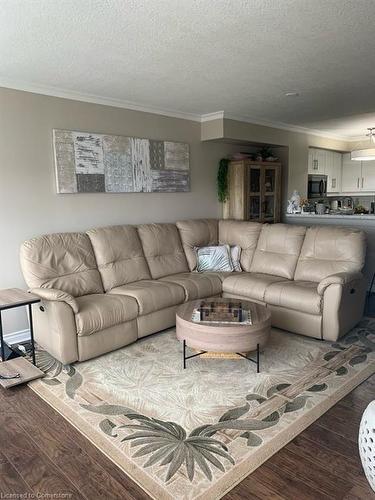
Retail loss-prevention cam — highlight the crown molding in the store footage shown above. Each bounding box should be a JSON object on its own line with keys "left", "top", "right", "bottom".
{"left": 200, "top": 111, "right": 225, "bottom": 122}
{"left": 0, "top": 78, "right": 203, "bottom": 122}
{"left": 220, "top": 112, "right": 353, "bottom": 142}
{"left": 346, "top": 135, "right": 368, "bottom": 143}
{"left": 0, "top": 79, "right": 364, "bottom": 141}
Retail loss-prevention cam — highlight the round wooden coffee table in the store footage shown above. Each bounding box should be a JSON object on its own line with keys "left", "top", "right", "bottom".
{"left": 176, "top": 298, "right": 271, "bottom": 372}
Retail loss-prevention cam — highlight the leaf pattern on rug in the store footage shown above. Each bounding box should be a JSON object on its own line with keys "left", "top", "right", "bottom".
{"left": 120, "top": 415, "right": 234, "bottom": 482}
{"left": 31, "top": 323, "right": 374, "bottom": 487}
{"left": 99, "top": 418, "right": 118, "bottom": 437}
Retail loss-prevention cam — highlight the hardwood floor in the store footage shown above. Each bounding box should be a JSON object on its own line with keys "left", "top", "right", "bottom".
{"left": 0, "top": 375, "right": 374, "bottom": 499}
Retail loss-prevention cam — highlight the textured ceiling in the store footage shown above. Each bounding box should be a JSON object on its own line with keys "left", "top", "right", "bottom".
{"left": 1, "top": 0, "right": 375, "bottom": 138}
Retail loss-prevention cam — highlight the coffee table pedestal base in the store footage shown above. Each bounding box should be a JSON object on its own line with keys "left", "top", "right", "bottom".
{"left": 182, "top": 340, "right": 260, "bottom": 372}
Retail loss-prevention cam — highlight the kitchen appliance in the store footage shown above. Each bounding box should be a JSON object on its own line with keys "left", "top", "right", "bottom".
{"left": 308, "top": 174, "right": 327, "bottom": 199}
{"left": 330, "top": 200, "right": 339, "bottom": 211}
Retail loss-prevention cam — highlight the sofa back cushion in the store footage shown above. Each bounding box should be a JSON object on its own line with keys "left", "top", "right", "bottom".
{"left": 87, "top": 225, "right": 151, "bottom": 291}
{"left": 219, "top": 220, "right": 262, "bottom": 271}
{"left": 137, "top": 223, "right": 189, "bottom": 278}
{"left": 20, "top": 232, "right": 104, "bottom": 296}
{"left": 176, "top": 219, "right": 218, "bottom": 271}
{"left": 294, "top": 225, "right": 366, "bottom": 282}
{"left": 250, "top": 224, "right": 307, "bottom": 279}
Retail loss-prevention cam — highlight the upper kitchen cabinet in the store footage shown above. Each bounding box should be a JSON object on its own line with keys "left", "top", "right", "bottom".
{"left": 308, "top": 148, "right": 326, "bottom": 174}
{"left": 341, "top": 154, "right": 375, "bottom": 192}
{"left": 342, "top": 153, "right": 361, "bottom": 191}
{"left": 308, "top": 148, "right": 342, "bottom": 193}
{"left": 361, "top": 160, "right": 375, "bottom": 191}
{"left": 326, "top": 151, "right": 342, "bottom": 193}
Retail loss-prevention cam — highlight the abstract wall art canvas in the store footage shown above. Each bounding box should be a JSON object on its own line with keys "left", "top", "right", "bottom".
{"left": 53, "top": 129, "right": 190, "bottom": 193}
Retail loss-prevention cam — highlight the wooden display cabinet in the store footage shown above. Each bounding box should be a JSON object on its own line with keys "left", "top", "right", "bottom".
{"left": 223, "top": 160, "right": 282, "bottom": 223}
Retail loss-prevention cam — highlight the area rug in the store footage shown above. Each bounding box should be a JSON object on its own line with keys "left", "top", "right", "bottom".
{"left": 29, "top": 319, "right": 375, "bottom": 500}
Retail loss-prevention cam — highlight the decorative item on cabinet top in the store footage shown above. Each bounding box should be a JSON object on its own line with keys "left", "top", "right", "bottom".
{"left": 53, "top": 129, "right": 190, "bottom": 194}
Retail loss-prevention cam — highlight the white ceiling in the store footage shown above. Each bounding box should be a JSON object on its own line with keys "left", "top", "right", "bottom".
{"left": 2, "top": 0, "right": 375, "bottom": 139}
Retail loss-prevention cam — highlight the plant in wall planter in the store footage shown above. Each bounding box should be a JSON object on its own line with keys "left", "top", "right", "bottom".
{"left": 217, "top": 158, "right": 230, "bottom": 202}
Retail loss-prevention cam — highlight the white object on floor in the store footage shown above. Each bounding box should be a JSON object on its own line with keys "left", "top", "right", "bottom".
{"left": 359, "top": 400, "right": 375, "bottom": 492}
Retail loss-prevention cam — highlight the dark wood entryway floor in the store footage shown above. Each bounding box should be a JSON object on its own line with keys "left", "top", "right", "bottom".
{"left": 0, "top": 374, "right": 374, "bottom": 500}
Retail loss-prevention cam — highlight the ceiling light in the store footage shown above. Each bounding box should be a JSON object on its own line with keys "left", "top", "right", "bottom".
{"left": 284, "top": 91, "right": 299, "bottom": 97}
{"left": 351, "top": 128, "right": 375, "bottom": 161}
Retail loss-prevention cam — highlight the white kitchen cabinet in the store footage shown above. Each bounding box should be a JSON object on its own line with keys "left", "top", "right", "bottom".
{"left": 361, "top": 160, "right": 375, "bottom": 191}
{"left": 309, "top": 149, "right": 375, "bottom": 194}
{"left": 326, "top": 151, "right": 342, "bottom": 193}
{"left": 308, "top": 148, "right": 326, "bottom": 174}
{"left": 341, "top": 154, "right": 375, "bottom": 192}
{"left": 341, "top": 153, "right": 361, "bottom": 192}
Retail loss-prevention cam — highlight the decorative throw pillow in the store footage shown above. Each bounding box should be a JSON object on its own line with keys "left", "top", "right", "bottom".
{"left": 230, "top": 245, "right": 242, "bottom": 272}
{"left": 195, "top": 245, "right": 234, "bottom": 272}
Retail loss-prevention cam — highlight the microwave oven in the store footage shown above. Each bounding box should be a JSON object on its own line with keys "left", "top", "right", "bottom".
{"left": 308, "top": 174, "right": 327, "bottom": 199}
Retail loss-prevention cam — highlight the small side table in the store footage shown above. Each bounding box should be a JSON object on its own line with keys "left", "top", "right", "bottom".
{"left": 0, "top": 288, "right": 40, "bottom": 365}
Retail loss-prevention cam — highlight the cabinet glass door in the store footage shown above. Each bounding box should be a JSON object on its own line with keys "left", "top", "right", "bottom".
{"left": 249, "top": 196, "right": 261, "bottom": 220}
{"left": 262, "top": 167, "right": 277, "bottom": 221}
{"left": 264, "top": 168, "right": 275, "bottom": 193}
{"left": 248, "top": 166, "right": 261, "bottom": 220}
{"left": 264, "top": 195, "right": 275, "bottom": 220}
{"left": 249, "top": 167, "right": 261, "bottom": 193}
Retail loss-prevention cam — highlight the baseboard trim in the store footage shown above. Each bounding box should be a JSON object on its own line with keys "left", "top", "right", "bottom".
{"left": 4, "top": 329, "right": 30, "bottom": 345}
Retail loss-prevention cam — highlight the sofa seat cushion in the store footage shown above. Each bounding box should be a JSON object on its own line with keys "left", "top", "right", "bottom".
{"left": 159, "top": 272, "right": 222, "bottom": 301}
{"left": 75, "top": 294, "right": 139, "bottom": 336}
{"left": 207, "top": 271, "right": 243, "bottom": 282}
{"left": 109, "top": 280, "right": 185, "bottom": 315}
{"left": 264, "top": 281, "right": 322, "bottom": 315}
{"left": 222, "top": 273, "right": 287, "bottom": 302}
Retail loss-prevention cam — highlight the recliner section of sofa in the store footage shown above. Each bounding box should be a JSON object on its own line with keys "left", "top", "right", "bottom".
{"left": 20, "top": 232, "right": 139, "bottom": 363}
{"left": 20, "top": 219, "right": 367, "bottom": 364}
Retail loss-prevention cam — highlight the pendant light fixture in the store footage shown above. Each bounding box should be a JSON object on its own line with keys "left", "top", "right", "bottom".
{"left": 351, "top": 128, "right": 375, "bottom": 161}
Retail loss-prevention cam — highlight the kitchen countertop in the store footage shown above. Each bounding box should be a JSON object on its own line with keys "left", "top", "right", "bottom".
{"left": 285, "top": 213, "right": 375, "bottom": 220}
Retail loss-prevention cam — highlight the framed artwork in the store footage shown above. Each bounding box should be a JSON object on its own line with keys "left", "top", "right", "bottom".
{"left": 53, "top": 129, "right": 190, "bottom": 193}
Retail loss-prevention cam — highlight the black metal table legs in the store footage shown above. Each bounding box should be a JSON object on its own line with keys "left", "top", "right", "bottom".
{"left": 28, "top": 303, "right": 36, "bottom": 365}
{"left": 0, "top": 305, "right": 36, "bottom": 365}
{"left": 182, "top": 341, "right": 260, "bottom": 372}
{"left": 182, "top": 340, "right": 207, "bottom": 369}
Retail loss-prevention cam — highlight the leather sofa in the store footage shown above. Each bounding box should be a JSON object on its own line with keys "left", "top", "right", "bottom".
{"left": 19, "top": 219, "right": 367, "bottom": 364}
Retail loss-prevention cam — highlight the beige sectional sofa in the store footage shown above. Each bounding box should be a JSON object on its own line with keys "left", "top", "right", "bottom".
{"left": 20, "top": 219, "right": 367, "bottom": 364}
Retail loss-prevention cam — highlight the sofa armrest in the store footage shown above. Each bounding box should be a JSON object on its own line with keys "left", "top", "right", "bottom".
{"left": 317, "top": 272, "right": 364, "bottom": 296}
{"left": 29, "top": 288, "right": 79, "bottom": 314}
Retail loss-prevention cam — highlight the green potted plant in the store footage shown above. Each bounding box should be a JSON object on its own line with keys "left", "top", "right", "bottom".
{"left": 217, "top": 158, "right": 230, "bottom": 202}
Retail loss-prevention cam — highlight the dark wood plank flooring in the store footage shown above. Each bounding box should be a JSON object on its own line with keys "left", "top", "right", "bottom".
{"left": 0, "top": 374, "right": 374, "bottom": 499}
